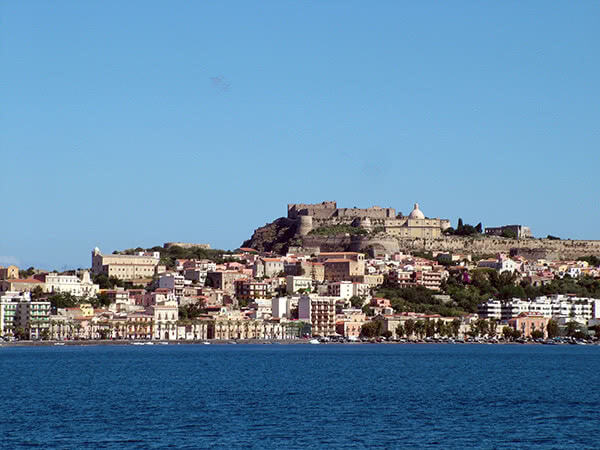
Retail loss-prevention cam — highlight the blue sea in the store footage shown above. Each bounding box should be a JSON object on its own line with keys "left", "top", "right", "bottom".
{"left": 1, "top": 344, "right": 598, "bottom": 449}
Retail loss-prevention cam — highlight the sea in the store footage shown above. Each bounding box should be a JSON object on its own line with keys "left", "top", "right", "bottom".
{"left": 1, "top": 343, "right": 598, "bottom": 449}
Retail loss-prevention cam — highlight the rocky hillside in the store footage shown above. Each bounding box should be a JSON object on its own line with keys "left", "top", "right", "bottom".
{"left": 241, "top": 217, "right": 300, "bottom": 254}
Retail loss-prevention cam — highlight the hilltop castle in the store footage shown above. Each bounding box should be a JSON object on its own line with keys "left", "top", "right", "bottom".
{"left": 287, "top": 201, "right": 451, "bottom": 239}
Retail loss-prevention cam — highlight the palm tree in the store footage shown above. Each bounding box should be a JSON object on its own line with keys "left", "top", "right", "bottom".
{"left": 395, "top": 323, "right": 405, "bottom": 338}
{"left": 414, "top": 320, "right": 425, "bottom": 339}
{"left": 404, "top": 319, "right": 415, "bottom": 340}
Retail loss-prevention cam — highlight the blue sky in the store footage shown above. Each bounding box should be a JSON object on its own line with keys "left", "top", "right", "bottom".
{"left": 1, "top": 1, "right": 599, "bottom": 270}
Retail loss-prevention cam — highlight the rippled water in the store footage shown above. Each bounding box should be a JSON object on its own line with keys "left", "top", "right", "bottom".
{"left": 1, "top": 344, "right": 598, "bottom": 449}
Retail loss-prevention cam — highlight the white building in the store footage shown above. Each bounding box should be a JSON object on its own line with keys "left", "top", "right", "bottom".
{"left": 478, "top": 300, "right": 502, "bottom": 319}
{"left": 0, "top": 291, "right": 51, "bottom": 339}
{"left": 327, "top": 281, "right": 354, "bottom": 299}
{"left": 158, "top": 273, "right": 186, "bottom": 297}
{"left": 478, "top": 295, "right": 599, "bottom": 322}
{"left": 477, "top": 255, "right": 519, "bottom": 274}
{"left": 272, "top": 297, "right": 290, "bottom": 319}
{"left": 44, "top": 271, "right": 99, "bottom": 298}
{"left": 286, "top": 276, "right": 313, "bottom": 294}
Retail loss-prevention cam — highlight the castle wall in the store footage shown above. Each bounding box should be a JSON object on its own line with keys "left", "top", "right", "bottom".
{"left": 334, "top": 207, "right": 396, "bottom": 219}
{"left": 287, "top": 201, "right": 337, "bottom": 219}
{"left": 300, "top": 235, "right": 600, "bottom": 259}
{"left": 389, "top": 237, "right": 600, "bottom": 259}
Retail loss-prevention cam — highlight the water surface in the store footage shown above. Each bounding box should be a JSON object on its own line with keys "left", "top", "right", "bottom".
{"left": 1, "top": 344, "right": 598, "bottom": 449}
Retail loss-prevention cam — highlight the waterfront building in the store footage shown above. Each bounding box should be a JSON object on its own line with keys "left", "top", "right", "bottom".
{"left": 507, "top": 313, "right": 549, "bottom": 338}
{"left": 150, "top": 302, "right": 179, "bottom": 340}
{"left": 0, "top": 291, "right": 51, "bottom": 339}
{"left": 298, "top": 295, "right": 337, "bottom": 337}
{"left": 478, "top": 296, "right": 599, "bottom": 322}
{"left": 335, "top": 310, "right": 366, "bottom": 338}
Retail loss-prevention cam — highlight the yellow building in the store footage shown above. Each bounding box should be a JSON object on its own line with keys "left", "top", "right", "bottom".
{"left": 91, "top": 247, "right": 160, "bottom": 281}
{"left": 383, "top": 203, "right": 450, "bottom": 238}
{"left": 0, "top": 265, "right": 19, "bottom": 280}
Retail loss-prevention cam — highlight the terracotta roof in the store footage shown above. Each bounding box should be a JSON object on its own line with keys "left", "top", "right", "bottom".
{"left": 4, "top": 278, "right": 43, "bottom": 283}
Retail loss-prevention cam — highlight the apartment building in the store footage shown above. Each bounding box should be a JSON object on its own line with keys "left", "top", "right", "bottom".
{"left": 298, "top": 295, "right": 338, "bottom": 337}
{"left": 0, "top": 291, "right": 51, "bottom": 339}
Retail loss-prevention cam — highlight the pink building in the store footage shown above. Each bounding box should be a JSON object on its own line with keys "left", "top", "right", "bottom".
{"left": 507, "top": 313, "right": 550, "bottom": 338}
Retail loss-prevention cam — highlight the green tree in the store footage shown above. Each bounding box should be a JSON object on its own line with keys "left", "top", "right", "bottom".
{"left": 414, "top": 320, "right": 426, "bottom": 339}
{"left": 404, "top": 319, "right": 415, "bottom": 339}
{"left": 565, "top": 321, "right": 580, "bottom": 337}
{"left": 546, "top": 319, "right": 559, "bottom": 339}
{"left": 489, "top": 319, "right": 498, "bottom": 337}
{"left": 531, "top": 329, "right": 544, "bottom": 340}
{"left": 349, "top": 296, "right": 364, "bottom": 309}
{"left": 451, "top": 319, "right": 461, "bottom": 337}
{"left": 360, "top": 321, "right": 382, "bottom": 338}
{"left": 31, "top": 286, "right": 45, "bottom": 300}
{"left": 396, "top": 323, "right": 405, "bottom": 338}
{"left": 425, "top": 320, "right": 435, "bottom": 337}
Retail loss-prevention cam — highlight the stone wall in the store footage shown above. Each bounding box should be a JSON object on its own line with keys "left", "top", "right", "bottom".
{"left": 388, "top": 237, "right": 600, "bottom": 259}
{"left": 287, "top": 201, "right": 337, "bottom": 219}
{"left": 287, "top": 201, "right": 395, "bottom": 220}
{"left": 300, "top": 235, "right": 600, "bottom": 259}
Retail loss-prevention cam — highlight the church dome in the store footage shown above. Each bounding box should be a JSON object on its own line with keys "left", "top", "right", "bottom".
{"left": 408, "top": 203, "right": 425, "bottom": 220}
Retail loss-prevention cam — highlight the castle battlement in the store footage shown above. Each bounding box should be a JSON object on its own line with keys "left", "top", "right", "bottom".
{"left": 288, "top": 201, "right": 449, "bottom": 239}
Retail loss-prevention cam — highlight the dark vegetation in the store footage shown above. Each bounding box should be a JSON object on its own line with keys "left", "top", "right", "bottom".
{"left": 443, "top": 218, "right": 483, "bottom": 237}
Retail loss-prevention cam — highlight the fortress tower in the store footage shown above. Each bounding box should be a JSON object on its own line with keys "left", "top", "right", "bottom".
{"left": 298, "top": 215, "right": 313, "bottom": 236}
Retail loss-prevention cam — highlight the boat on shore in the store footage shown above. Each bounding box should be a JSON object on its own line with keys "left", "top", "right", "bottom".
{"left": 309, "top": 339, "right": 320, "bottom": 345}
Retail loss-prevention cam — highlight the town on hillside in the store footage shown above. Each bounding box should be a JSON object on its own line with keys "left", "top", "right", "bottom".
{"left": 1, "top": 202, "right": 600, "bottom": 344}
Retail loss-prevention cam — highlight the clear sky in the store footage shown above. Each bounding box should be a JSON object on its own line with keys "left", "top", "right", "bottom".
{"left": 1, "top": 1, "right": 599, "bottom": 270}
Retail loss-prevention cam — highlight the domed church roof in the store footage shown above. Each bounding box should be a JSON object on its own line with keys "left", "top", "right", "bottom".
{"left": 408, "top": 203, "right": 425, "bottom": 220}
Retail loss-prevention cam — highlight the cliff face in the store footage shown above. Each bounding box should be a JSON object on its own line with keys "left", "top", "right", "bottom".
{"left": 241, "top": 217, "right": 299, "bottom": 254}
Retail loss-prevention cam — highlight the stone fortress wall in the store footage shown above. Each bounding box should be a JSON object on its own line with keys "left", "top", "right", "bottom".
{"left": 287, "top": 201, "right": 396, "bottom": 221}
{"left": 301, "top": 234, "right": 600, "bottom": 259}
{"left": 389, "top": 236, "right": 600, "bottom": 259}
{"left": 287, "top": 201, "right": 600, "bottom": 259}
{"left": 288, "top": 201, "right": 448, "bottom": 238}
